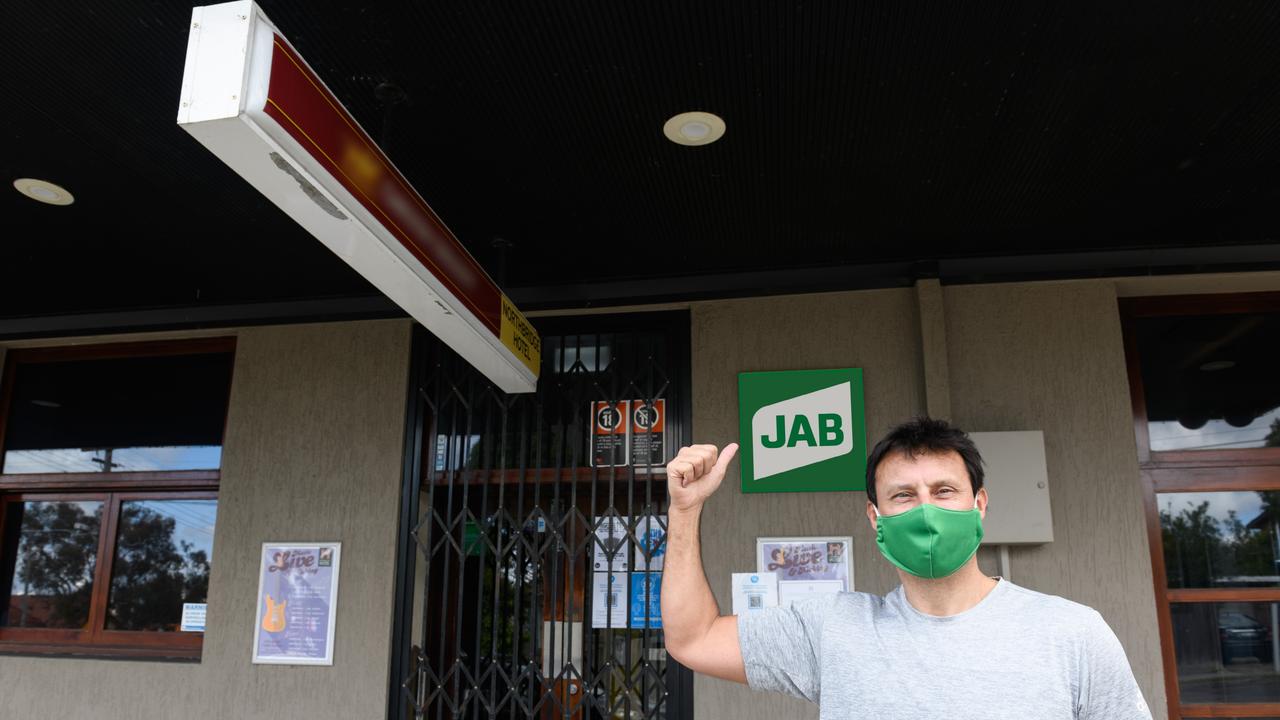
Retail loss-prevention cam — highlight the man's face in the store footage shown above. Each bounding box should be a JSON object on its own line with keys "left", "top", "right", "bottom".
{"left": 864, "top": 449, "right": 987, "bottom": 530}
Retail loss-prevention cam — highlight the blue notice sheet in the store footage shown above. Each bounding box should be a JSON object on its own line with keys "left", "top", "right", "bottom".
{"left": 629, "top": 572, "right": 662, "bottom": 629}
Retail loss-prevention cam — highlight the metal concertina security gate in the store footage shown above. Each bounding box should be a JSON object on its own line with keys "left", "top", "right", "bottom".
{"left": 389, "top": 312, "right": 694, "bottom": 720}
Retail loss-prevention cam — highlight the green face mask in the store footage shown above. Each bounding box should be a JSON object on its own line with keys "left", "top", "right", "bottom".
{"left": 874, "top": 502, "right": 984, "bottom": 579}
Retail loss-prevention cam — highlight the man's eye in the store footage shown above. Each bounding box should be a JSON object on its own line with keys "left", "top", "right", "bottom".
{"left": 937, "top": 487, "right": 955, "bottom": 495}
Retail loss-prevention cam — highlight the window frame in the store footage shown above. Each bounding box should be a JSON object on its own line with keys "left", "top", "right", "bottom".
{"left": 1121, "top": 292, "right": 1280, "bottom": 719}
{"left": 0, "top": 338, "right": 233, "bottom": 660}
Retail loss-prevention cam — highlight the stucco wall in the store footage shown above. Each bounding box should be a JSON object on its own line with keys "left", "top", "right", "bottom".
{"left": 691, "top": 288, "right": 926, "bottom": 719}
{"left": 688, "top": 282, "right": 1167, "bottom": 719}
{"left": 0, "top": 319, "right": 412, "bottom": 720}
{"left": 943, "top": 281, "right": 1166, "bottom": 715}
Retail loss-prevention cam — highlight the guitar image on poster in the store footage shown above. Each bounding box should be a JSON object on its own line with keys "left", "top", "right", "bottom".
{"left": 252, "top": 543, "right": 342, "bottom": 665}
{"left": 261, "top": 594, "right": 287, "bottom": 633}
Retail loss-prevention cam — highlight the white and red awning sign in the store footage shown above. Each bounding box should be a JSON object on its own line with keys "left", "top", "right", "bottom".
{"left": 177, "top": 1, "right": 539, "bottom": 392}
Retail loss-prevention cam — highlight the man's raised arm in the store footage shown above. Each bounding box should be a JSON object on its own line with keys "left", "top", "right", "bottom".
{"left": 660, "top": 443, "right": 747, "bottom": 684}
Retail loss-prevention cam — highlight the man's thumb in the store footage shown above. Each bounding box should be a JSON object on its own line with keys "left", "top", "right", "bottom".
{"left": 712, "top": 443, "right": 739, "bottom": 475}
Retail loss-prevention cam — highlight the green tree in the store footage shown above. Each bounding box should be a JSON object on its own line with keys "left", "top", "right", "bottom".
{"left": 1163, "top": 493, "right": 1280, "bottom": 587}
{"left": 107, "top": 505, "right": 210, "bottom": 631}
{"left": 7, "top": 502, "right": 210, "bottom": 631}
{"left": 12, "top": 502, "right": 101, "bottom": 628}
{"left": 1224, "top": 509, "right": 1275, "bottom": 577}
{"left": 1161, "top": 501, "right": 1226, "bottom": 587}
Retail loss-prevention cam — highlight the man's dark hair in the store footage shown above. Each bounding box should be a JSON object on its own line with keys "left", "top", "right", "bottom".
{"left": 864, "top": 417, "right": 984, "bottom": 506}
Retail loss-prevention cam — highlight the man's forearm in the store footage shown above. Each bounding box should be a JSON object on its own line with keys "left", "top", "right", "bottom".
{"left": 661, "top": 504, "right": 721, "bottom": 656}
{"left": 659, "top": 443, "right": 746, "bottom": 682}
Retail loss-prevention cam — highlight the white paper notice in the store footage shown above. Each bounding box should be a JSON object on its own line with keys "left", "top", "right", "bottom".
{"left": 778, "top": 579, "right": 843, "bottom": 606}
{"left": 592, "top": 515, "right": 630, "bottom": 572}
{"left": 633, "top": 514, "right": 666, "bottom": 572}
{"left": 591, "top": 572, "right": 630, "bottom": 629}
{"left": 731, "top": 573, "right": 779, "bottom": 616}
{"left": 180, "top": 602, "right": 207, "bottom": 632}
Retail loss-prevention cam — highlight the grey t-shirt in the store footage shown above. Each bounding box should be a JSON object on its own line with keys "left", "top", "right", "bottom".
{"left": 737, "top": 579, "right": 1151, "bottom": 719}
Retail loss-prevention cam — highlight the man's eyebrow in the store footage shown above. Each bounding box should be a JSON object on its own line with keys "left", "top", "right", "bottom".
{"left": 887, "top": 478, "right": 962, "bottom": 492}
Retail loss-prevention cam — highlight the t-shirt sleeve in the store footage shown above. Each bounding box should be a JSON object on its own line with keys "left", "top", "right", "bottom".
{"left": 1076, "top": 610, "right": 1153, "bottom": 720}
{"left": 736, "top": 596, "right": 831, "bottom": 704}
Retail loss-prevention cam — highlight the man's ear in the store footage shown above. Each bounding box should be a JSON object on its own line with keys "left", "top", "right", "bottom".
{"left": 865, "top": 499, "right": 879, "bottom": 532}
{"left": 976, "top": 488, "right": 989, "bottom": 519}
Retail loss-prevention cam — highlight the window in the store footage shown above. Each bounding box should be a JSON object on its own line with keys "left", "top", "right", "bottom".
{"left": 0, "top": 339, "right": 232, "bottom": 659}
{"left": 1122, "top": 293, "right": 1280, "bottom": 719}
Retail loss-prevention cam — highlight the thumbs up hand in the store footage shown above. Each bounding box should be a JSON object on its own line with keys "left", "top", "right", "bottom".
{"left": 667, "top": 443, "right": 739, "bottom": 513}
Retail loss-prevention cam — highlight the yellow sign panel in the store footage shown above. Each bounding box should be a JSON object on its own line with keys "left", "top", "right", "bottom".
{"left": 499, "top": 294, "right": 542, "bottom": 379}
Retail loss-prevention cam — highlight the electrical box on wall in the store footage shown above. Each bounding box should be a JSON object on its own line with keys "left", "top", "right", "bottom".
{"left": 969, "top": 431, "right": 1053, "bottom": 545}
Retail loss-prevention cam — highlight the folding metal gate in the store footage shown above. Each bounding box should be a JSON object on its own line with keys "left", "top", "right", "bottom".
{"left": 389, "top": 312, "right": 693, "bottom": 720}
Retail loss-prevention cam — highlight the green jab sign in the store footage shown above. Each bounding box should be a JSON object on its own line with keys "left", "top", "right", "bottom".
{"left": 738, "top": 368, "right": 867, "bottom": 493}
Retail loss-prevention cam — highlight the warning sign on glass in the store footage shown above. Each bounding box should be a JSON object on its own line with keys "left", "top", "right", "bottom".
{"left": 630, "top": 399, "right": 666, "bottom": 467}
{"left": 590, "top": 401, "right": 629, "bottom": 467}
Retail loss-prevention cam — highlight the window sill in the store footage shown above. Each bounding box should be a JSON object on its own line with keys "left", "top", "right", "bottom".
{"left": 0, "top": 639, "right": 202, "bottom": 662}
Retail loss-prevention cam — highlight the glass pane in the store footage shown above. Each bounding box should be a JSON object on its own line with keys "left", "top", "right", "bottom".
{"left": 1, "top": 351, "right": 233, "bottom": 473}
{"left": 550, "top": 337, "right": 613, "bottom": 374}
{"left": 1160, "top": 491, "right": 1280, "bottom": 589}
{"left": 0, "top": 500, "right": 103, "bottom": 629}
{"left": 1, "top": 446, "right": 222, "bottom": 474}
{"left": 1135, "top": 312, "right": 1280, "bottom": 452}
{"left": 105, "top": 499, "right": 217, "bottom": 631}
{"left": 1173, "top": 602, "right": 1280, "bottom": 704}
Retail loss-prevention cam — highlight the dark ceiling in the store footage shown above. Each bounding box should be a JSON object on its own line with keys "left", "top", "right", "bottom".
{"left": 3, "top": 1, "right": 1279, "bottom": 321}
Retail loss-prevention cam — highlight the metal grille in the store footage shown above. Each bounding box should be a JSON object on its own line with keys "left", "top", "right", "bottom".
{"left": 392, "top": 313, "right": 691, "bottom": 720}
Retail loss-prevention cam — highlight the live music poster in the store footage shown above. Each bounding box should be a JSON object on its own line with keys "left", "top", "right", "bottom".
{"left": 252, "top": 542, "right": 342, "bottom": 665}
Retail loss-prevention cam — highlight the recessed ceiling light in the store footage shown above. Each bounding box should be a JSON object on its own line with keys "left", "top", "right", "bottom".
{"left": 663, "top": 111, "right": 726, "bottom": 146}
{"left": 13, "top": 178, "right": 75, "bottom": 206}
{"left": 1199, "top": 360, "right": 1236, "bottom": 372}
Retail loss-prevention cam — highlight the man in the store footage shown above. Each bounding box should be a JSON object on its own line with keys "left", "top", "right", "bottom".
{"left": 661, "top": 416, "right": 1151, "bottom": 719}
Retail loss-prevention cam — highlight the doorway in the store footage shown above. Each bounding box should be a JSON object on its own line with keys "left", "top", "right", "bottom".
{"left": 389, "top": 311, "right": 694, "bottom": 720}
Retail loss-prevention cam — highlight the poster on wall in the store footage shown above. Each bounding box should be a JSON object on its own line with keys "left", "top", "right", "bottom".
{"left": 591, "top": 572, "right": 629, "bottom": 629}
{"left": 731, "top": 572, "right": 780, "bottom": 615}
{"left": 589, "top": 401, "right": 629, "bottom": 467}
{"left": 632, "top": 514, "right": 667, "bottom": 572}
{"left": 592, "top": 515, "right": 630, "bottom": 572}
{"left": 629, "top": 399, "right": 666, "bottom": 467}
{"left": 252, "top": 542, "right": 342, "bottom": 665}
{"left": 180, "top": 603, "right": 207, "bottom": 632}
{"left": 756, "top": 536, "right": 852, "bottom": 605}
{"left": 629, "top": 572, "right": 662, "bottom": 629}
